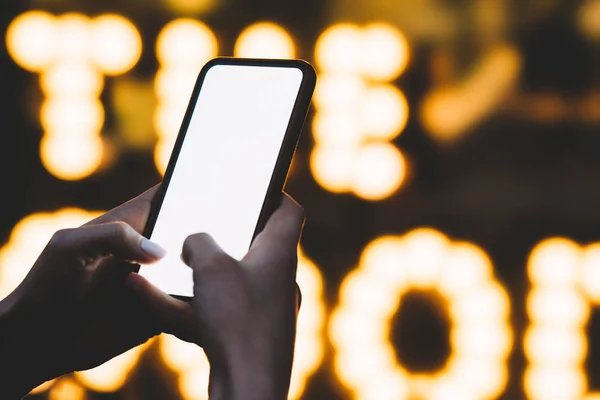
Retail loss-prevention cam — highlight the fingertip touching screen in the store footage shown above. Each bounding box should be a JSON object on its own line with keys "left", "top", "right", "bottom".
{"left": 138, "top": 63, "right": 304, "bottom": 297}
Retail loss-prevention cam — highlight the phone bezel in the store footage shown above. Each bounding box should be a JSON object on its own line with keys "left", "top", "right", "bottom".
{"left": 138, "top": 57, "right": 316, "bottom": 302}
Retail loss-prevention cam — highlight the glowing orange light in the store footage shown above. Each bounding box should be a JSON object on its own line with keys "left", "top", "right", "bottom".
{"left": 234, "top": 22, "right": 295, "bottom": 59}
{"left": 331, "top": 229, "right": 512, "bottom": 399}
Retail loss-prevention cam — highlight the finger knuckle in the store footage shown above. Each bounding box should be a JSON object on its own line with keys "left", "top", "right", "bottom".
{"left": 108, "top": 221, "right": 133, "bottom": 240}
{"left": 48, "top": 228, "right": 75, "bottom": 250}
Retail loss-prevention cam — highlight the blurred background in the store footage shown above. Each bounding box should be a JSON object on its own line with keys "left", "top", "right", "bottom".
{"left": 3, "top": 0, "right": 600, "bottom": 398}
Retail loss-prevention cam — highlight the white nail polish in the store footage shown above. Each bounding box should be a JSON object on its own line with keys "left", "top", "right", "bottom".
{"left": 141, "top": 238, "right": 167, "bottom": 258}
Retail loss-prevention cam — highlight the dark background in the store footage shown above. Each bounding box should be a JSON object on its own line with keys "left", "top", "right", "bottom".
{"left": 4, "top": 0, "right": 600, "bottom": 398}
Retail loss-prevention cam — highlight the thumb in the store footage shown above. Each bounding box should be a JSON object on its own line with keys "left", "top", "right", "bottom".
{"left": 181, "top": 233, "right": 231, "bottom": 272}
{"left": 47, "top": 222, "right": 166, "bottom": 264}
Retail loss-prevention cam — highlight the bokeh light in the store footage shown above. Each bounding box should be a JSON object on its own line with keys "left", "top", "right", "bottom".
{"left": 48, "top": 378, "right": 86, "bottom": 400}
{"left": 289, "top": 248, "right": 326, "bottom": 400}
{"left": 525, "top": 238, "right": 600, "bottom": 399}
{"left": 40, "top": 62, "right": 104, "bottom": 98}
{"left": 154, "top": 19, "right": 218, "bottom": 174}
{"left": 420, "top": 44, "right": 521, "bottom": 142}
{"left": 360, "top": 85, "right": 409, "bottom": 140}
{"left": 330, "top": 229, "right": 512, "bottom": 399}
{"left": 162, "top": 0, "right": 217, "bottom": 15}
{"left": 40, "top": 98, "right": 105, "bottom": 135}
{"left": 6, "top": 11, "right": 57, "bottom": 71}
{"left": 234, "top": 22, "right": 296, "bottom": 59}
{"left": 315, "top": 24, "right": 363, "bottom": 73}
{"left": 312, "top": 23, "right": 411, "bottom": 200}
{"left": 0, "top": 208, "right": 100, "bottom": 300}
{"left": 578, "top": 0, "right": 600, "bottom": 40}
{"left": 30, "top": 380, "right": 57, "bottom": 394}
{"left": 156, "top": 19, "right": 218, "bottom": 68}
{"left": 309, "top": 146, "right": 355, "bottom": 193}
{"left": 90, "top": 15, "right": 142, "bottom": 75}
{"left": 40, "top": 135, "right": 104, "bottom": 181}
{"left": 7, "top": 12, "right": 143, "bottom": 181}
{"left": 361, "top": 23, "right": 410, "bottom": 81}
{"left": 55, "top": 14, "right": 92, "bottom": 60}
{"left": 75, "top": 343, "right": 150, "bottom": 392}
{"left": 351, "top": 143, "right": 406, "bottom": 201}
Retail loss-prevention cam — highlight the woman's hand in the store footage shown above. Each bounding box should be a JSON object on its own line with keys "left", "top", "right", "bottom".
{"left": 178, "top": 195, "right": 304, "bottom": 400}
{"left": 0, "top": 186, "right": 190, "bottom": 398}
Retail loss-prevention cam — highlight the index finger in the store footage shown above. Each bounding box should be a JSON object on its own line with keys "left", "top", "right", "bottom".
{"left": 84, "top": 185, "right": 160, "bottom": 233}
{"left": 243, "top": 193, "right": 305, "bottom": 265}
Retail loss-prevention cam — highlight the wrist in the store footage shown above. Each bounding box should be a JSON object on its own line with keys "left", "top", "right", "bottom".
{"left": 0, "top": 293, "right": 53, "bottom": 398}
{"left": 207, "top": 340, "right": 292, "bottom": 400}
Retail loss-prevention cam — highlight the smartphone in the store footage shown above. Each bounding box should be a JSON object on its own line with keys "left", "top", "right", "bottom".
{"left": 137, "top": 58, "right": 316, "bottom": 301}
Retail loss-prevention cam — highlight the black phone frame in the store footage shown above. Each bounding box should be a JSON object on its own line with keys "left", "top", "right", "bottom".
{"left": 138, "top": 57, "right": 316, "bottom": 302}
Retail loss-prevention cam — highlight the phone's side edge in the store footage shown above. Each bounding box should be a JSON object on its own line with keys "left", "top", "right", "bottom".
{"left": 251, "top": 62, "right": 317, "bottom": 242}
{"left": 135, "top": 62, "right": 217, "bottom": 281}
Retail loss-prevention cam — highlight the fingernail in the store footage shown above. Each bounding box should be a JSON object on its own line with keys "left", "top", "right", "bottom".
{"left": 140, "top": 238, "right": 167, "bottom": 259}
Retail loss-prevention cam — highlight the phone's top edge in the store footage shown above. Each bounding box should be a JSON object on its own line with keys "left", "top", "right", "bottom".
{"left": 201, "top": 57, "right": 316, "bottom": 79}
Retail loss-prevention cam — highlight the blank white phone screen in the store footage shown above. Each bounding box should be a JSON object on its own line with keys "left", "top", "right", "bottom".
{"left": 138, "top": 64, "right": 304, "bottom": 297}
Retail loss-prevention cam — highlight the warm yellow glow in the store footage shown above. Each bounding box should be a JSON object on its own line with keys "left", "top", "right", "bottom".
{"left": 41, "top": 98, "right": 104, "bottom": 134}
{"left": 420, "top": 44, "right": 521, "bottom": 142}
{"left": 315, "top": 24, "right": 363, "bottom": 72}
{"left": 526, "top": 288, "right": 589, "bottom": 327}
{"left": 90, "top": 15, "right": 142, "bottom": 75}
{"left": 40, "top": 63, "right": 103, "bottom": 97}
{"left": 155, "top": 67, "right": 199, "bottom": 104}
{"left": 312, "top": 24, "right": 410, "bottom": 200}
{"left": 309, "top": 146, "right": 355, "bottom": 193}
{"left": 351, "top": 143, "right": 406, "bottom": 201}
{"left": 581, "top": 244, "right": 600, "bottom": 302}
{"left": 439, "top": 242, "right": 493, "bottom": 297}
{"left": 524, "top": 327, "right": 586, "bottom": 364}
{"left": 313, "top": 73, "right": 366, "bottom": 111}
{"left": 360, "top": 85, "right": 409, "bottom": 140}
{"left": 234, "top": 22, "right": 296, "bottom": 59}
{"left": 55, "top": 14, "right": 92, "bottom": 60}
{"left": 528, "top": 238, "right": 581, "bottom": 287}
{"left": 179, "top": 367, "right": 210, "bottom": 400}
{"left": 160, "top": 333, "right": 209, "bottom": 373}
{"left": 154, "top": 103, "right": 186, "bottom": 139}
{"left": 524, "top": 367, "right": 587, "bottom": 399}
{"left": 30, "top": 379, "right": 57, "bottom": 394}
{"left": 7, "top": 12, "right": 146, "bottom": 180}
{"left": 578, "top": 0, "right": 600, "bottom": 40}
{"left": 524, "top": 237, "right": 600, "bottom": 399}
{"left": 155, "top": 138, "right": 177, "bottom": 175}
{"left": 40, "top": 135, "right": 103, "bottom": 181}
{"left": 401, "top": 229, "right": 449, "bottom": 288}
{"left": 75, "top": 343, "right": 149, "bottom": 392}
{"left": 451, "top": 325, "right": 513, "bottom": 358}
{"left": 450, "top": 282, "right": 511, "bottom": 324}
{"left": 160, "top": 247, "right": 325, "bottom": 400}
{"left": 6, "top": 11, "right": 57, "bottom": 71}
{"left": 289, "top": 249, "right": 326, "bottom": 400}
{"left": 359, "top": 236, "right": 407, "bottom": 283}
{"left": 156, "top": 19, "right": 218, "bottom": 68}
{"left": 331, "top": 230, "right": 512, "bottom": 399}
{"left": 48, "top": 378, "right": 86, "bottom": 400}
{"left": 155, "top": 19, "right": 218, "bottom": 175}
{"left": 312, "top": 112, "right": 362, "bottom": 147}
{"left": 361, "top": 23, "right": 410, "bottom": 81}
{"left": 163, "top": 0, "right": 217, "bottom": 14}
{"left": 0, "top": 209, "right": 100, "bottom": 301}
